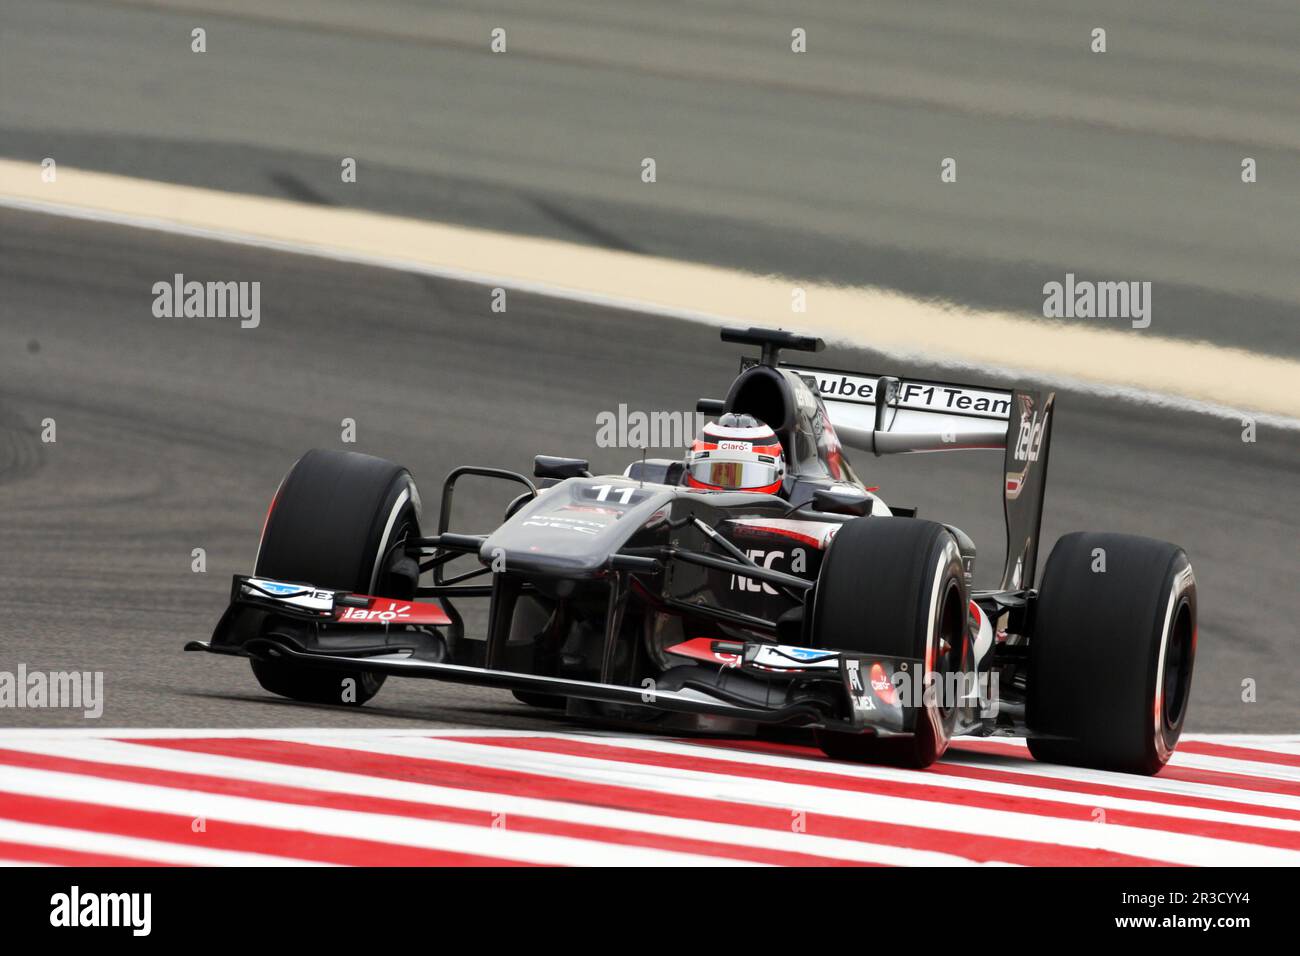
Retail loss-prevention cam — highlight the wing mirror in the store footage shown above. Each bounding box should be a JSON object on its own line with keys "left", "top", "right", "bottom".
{"left": 533, "top": 455, "right": 591, "bottom": 480}
{"left": 811, "top": 487, "right": 873, "bottom": 517}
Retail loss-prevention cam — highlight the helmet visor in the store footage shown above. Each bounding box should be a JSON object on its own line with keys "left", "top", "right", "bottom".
{"left": 687, "top": 456, "right": 780, "bottom": 491}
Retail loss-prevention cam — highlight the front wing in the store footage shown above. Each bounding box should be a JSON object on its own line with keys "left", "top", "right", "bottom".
{"left": 186, "top": 575, "right": 924, "bottom": 736}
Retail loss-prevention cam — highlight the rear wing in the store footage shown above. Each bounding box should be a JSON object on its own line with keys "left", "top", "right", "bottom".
{"left": 784, "top": 363, "right": 1055, "bottom": 590}
{"left": 786, "top": 365, "right": 1012, "bottom": 454}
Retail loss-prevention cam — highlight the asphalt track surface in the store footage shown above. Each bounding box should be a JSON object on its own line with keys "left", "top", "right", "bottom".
{"left": 3, "top": 0, "right": 1299, "bottom": 356}
{"left": 1, "top": 208, "right": 1297, "bottom": 734}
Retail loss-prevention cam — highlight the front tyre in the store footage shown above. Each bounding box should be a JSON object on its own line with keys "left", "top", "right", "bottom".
{"left": 1027, "top": 532, "right": 1197, "bottom": 774}
{"left": 250, "top": 449, "right": 421, "bottom": 707}
{"left": 811, "top": 517, "right": 967, "bottom": 768}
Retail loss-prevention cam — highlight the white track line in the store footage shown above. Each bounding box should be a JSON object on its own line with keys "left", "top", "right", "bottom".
{"left": 4, "top": 193, "right": 1294, "bottom": 432}
{"left": 2, "top": 159, "right": 1298, "bottom": 427}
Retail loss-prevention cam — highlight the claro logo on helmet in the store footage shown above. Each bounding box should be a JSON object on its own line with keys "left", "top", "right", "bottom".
{"left": 1013, "top": 409, "right": 1048, "bottom": 463}
{"left": 717, "top": 440, "right": 752, "bottom": 451}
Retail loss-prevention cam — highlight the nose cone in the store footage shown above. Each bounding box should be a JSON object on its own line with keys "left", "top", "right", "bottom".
{"left": 479, "top": 478, "right": 675, "bottom": 578}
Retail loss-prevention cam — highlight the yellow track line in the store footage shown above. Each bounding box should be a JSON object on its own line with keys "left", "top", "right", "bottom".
{"left": 2, "top": 158, "right": 1295, "bottom": 421}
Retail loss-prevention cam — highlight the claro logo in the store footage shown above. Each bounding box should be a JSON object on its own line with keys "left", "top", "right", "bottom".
{"left": 1013, "top": 409, "right": 1048, "bottom": 463}
{"left": 339, "top": 601, "right": 411, "bottom": 622}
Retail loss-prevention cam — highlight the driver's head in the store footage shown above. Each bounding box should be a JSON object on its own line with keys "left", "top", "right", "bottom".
{"left": 685, "top": 413, "right": 786, "bottom": 494}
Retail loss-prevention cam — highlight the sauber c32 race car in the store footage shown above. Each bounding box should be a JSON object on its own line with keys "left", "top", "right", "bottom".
{"left": 187, "top": 327, "right": 1197, "bottom": 774}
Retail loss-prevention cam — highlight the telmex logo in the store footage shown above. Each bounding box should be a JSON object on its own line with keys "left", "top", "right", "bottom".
{"left": 258, "top": 580, "right": 304, "bottom": 595}
{"left": 1013, "top": 409, "right": 1048, "bottom": 463}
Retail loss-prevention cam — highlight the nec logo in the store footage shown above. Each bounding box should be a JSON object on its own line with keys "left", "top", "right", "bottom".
{"left": 1013, "top": 410, "right": 1048, "bottom": 463}
{"left": 730, "top": 549, "right": 784, "bottom": 595}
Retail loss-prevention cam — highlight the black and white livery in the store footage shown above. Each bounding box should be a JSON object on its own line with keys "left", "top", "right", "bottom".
{"left": 189, "top": 327, "right": 1197, "bottom": 774}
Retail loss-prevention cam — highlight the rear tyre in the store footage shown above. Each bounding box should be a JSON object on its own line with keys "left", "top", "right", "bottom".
{"left": 249, "top": 449, "right": 421, "bottom": 707}
{"left": 1027, "top": 532, "right": 1196, "bottom": 774}
{"left": 811, "top": 517, "right": 966, "bottom": 768}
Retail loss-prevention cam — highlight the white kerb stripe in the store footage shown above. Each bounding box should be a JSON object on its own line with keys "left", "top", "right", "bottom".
{"left": 0, "top": 766, "right": 758, "bottom": 868}
{"left": 0, "top": 819, "right": 328, "bottom": 867}
{"left": 0, "top": 737, "right": 979, "bottom": 867}
{"left": 324, "top": 736, "right": 1299, "bottom": 866}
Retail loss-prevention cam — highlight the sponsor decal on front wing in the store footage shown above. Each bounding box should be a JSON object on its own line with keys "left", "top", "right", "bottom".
{"left": 336, "top": 599, "right": 451, "bottom": 626}
{"left": 242, "top": 577, "right": 451, "bottom": 625}
{"left": 746, "top": 644, "right": 840, "bottom": 671}
{"left": 243, "top": 577, "right": 334, "bottom": 613}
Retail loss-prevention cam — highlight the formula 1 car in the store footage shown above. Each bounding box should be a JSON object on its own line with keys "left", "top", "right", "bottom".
{"left": 187, "top": 327, "right": 1197, "bottom": 774}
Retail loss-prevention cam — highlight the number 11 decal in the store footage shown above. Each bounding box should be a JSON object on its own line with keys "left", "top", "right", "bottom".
{"left": 592, "top": 484, "right": 635, "bottom": 504}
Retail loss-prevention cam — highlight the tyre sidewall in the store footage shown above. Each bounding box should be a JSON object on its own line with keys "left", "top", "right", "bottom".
{"left": 256, "top": 449, "right": 420, "bottom": 595}
{"left": 251, "top": 449, "right": 421, "bottom": 706}
{"left": 1029, "top": 532, "right": 1196, "bottom": 773}
{"left": 812, "top": 518, "right": 967, "bottom": 764}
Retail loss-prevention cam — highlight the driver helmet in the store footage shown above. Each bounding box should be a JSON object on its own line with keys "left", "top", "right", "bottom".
{"left": 685, "top": 413, "right": 786, "bottom": 494}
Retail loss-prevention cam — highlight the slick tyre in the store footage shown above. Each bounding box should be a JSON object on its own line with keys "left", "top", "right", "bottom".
{"left": 1027, "top": 532, "right": 1196, "bottom": 774}
{"left": 811, "top": 517, "right": 967, "bottom": 768}
{"left": 250, "top": 449, "right": 421, "bottom": 707}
